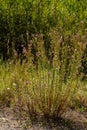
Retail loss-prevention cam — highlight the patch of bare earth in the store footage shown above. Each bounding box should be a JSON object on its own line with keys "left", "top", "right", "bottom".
{"left": 0, "top": 107, "right": 22, "bottom": 130}
{"left": 0, "top": 107, "right": 87, "bottom": 130}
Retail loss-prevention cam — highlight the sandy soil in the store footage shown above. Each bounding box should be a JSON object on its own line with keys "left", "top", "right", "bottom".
{"left": 0, "top": 107, "right": 21, "bottom": 130}
{"left": 0, "top": 107, "right": 87, "bottom": 130}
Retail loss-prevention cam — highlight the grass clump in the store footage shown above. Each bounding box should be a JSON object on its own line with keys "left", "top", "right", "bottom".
{"left": 0, "top": 0, "right": 87, "bottom": 123}
{"left": 0, "top": 39, "right": 85, "bottom": 119}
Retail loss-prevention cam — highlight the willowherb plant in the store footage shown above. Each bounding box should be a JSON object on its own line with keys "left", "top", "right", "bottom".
{"left": 6, "top": 31, "right": 83, "bottom": 118}
{"left": 0, "top": 0, "right": 87, "bottom": 118}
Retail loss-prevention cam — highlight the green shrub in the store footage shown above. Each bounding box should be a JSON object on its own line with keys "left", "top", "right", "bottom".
{"left": 0, "top": 0, "right": 87, "bottom": 61}
{"left": 0, "top": 39, "right": 83, "bottom": 118}
{"left": 0, "top": 0, "right": 87, "bottom": 119}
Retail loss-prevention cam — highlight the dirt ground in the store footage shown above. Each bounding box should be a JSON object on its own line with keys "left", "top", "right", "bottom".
{"left": 0, "top": 107, "right": 87, "bottom": 130}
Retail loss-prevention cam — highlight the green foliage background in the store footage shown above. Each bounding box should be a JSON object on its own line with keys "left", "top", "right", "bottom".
{"left": 0, "top": 0, "right": 87, "bottom": 76}
{"left": 0, "top": 0, "right": 87, "bottom": 117}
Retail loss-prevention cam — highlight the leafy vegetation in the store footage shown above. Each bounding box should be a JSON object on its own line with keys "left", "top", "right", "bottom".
{"left": 0, "top": 0, "right": 87, "bottom": 121}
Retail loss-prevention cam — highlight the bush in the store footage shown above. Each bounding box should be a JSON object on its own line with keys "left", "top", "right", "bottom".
{"left": 0, "top": 0, "right": 87, "bottom": 119}
{"left": 0, "top": 39, "right": 83, "bottom": 118}
{"left": 0, "top": 0, "right": 87, "bottom": 60}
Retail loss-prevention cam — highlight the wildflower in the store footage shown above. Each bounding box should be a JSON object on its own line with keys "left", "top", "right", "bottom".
{"left": 9, "top": 62, "right": 12, "bottom": 65}
{"left": 7, "top": 88, "right": 10, "bottom": 90}
{"left": 71, "top": 55, "right": 74, "bottom": 59}
{"left": 75, "top": 49, "right": 77, "bottom": 52}
{"left": 13, "top": 83, "right": 17, "bottom": 86}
